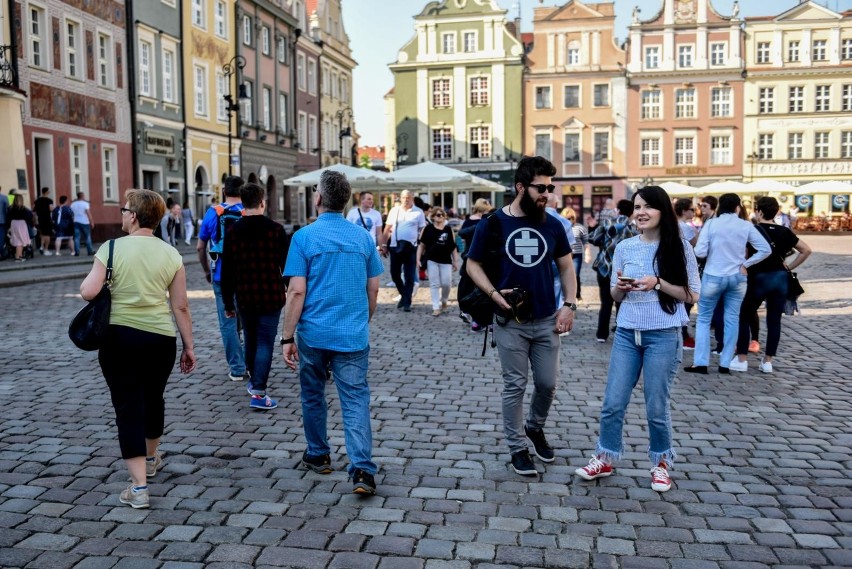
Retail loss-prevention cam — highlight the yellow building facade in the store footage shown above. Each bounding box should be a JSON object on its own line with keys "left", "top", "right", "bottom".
{"left": 0, "top": 3, "right": 29, "bottom": 202}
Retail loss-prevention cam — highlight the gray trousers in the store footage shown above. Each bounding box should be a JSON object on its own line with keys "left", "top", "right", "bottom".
{"left": 493, "top": 314, "right": 560, "bottom": 454}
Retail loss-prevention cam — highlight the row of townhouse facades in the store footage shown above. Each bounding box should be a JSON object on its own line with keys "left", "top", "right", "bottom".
{"left": 388, "top": 0, "right": 852, "bottom": 219}
{"left": 0, "top": 0, "right": 356, "bottom": 238}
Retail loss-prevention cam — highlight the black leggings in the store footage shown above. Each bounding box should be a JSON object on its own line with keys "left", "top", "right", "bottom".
{"left": 99, "top": 325, "right": 176, "bottom": 459}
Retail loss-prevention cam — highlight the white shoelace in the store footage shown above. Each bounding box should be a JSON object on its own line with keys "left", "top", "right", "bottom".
{"left": 650, "top": 465, "right": 669, "bottom": 481}
{"left": 586, "top": 456, "right": 607, "bottom": 473}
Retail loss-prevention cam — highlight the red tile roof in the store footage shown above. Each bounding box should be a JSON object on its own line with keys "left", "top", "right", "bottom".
{"left": 358, "top": 146, "right": 386, "bottom": 160}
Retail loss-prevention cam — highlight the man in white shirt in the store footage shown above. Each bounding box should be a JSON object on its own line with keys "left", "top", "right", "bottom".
{"left": 346, "top": 191, "right": 383, "bottom": 244}
{"left": 380, "top": 190, "right": 426, "bottom": 312}
{"left": 70, "top": 192, "right": 94, "bottom": 256}
{"left": 545, "top": 192, "right": 576, "bottom": 306}
{"left": 686, "top": 193, "right": 771, "bottom": 375}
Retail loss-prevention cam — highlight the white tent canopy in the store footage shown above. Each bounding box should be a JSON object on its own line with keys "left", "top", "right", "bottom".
{"left": 658, "top": 181, "right": 696, "bottom": 197}
{"left": 794, "top": 180, "right": 852, "bottom": 195}
{"left": 697, "top": 181, "right": 749, "bottom": 195}
{"left": 282, "top": 163, "right": 390, "bottom": 187}
{"left": 741, "top": 179, "right": 795, "bottom": 194}
{"left": 382, "top": 161, "right": 505, "bottom": 190}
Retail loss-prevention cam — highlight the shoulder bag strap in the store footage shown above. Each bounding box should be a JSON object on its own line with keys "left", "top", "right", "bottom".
{"left": 357, "top": 207, "right": 366, "bottom": 229}
{"left": 105, "top": 239, "right": 115, "bottom": 285}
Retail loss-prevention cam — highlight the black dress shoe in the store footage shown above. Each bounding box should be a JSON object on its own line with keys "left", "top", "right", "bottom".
{"left": 684, "top": 365, "right": 708, "bottom": 374}
{"left": 718, "top": 367, "right": 730, "bottom": 374}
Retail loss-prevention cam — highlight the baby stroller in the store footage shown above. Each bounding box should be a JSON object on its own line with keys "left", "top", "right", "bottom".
{"left": 3, "top": 226, "right": 35, "bottom": 260}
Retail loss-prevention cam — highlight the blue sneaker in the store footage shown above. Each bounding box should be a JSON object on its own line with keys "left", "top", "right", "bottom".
{"left": 250, "top": 395, "right": 277, "bottom": 410}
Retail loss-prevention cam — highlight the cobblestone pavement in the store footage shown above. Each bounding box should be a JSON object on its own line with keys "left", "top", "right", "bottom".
{"left": 1, "top": 235, "right": 850, "bottom": 569}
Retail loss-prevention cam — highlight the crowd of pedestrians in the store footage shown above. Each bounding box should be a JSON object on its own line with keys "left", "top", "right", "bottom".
{"left": 68, "top": 156, "right": 816, "bottom": 509}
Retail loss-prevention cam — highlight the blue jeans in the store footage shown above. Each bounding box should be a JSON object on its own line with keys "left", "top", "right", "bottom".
{"left": 390, "top": 242, "right": 416, "bottom": 308}
{"left": 573, "top": 255, "right": 583, "bottom": 299}
{"left": 74, "top": 222, "right": 93, "bottom": 255}
{"left": 211, "top": 281, "right": 245, "bottom": 376}
{"left": 737, "top": 271, "right": 787, "bottom": 357}
{"left": 297, "top": 339, "right": 376, "bottom": 475}
{"left": 694, "top": 273, "right": 748, "bottom": 367}
{"left": 0, "top": 223, "right": 6, "bottom": 258}
{"left": 242, "top": 308, "right": 282, "bottom": 396}
{"left": 597, "top": 327, "right": 681, "bottom": 468}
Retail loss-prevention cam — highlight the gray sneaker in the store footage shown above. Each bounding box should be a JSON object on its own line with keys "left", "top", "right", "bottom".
{"left": 119, "top": 484, "right": 149, "bottom": 509}
{"left": 145, "top": 453, "right": 162, "bottom": 477}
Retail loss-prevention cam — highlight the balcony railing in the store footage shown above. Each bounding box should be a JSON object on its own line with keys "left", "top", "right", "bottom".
{"left": 0, "top": 45, "right": 17, "bottom": 90}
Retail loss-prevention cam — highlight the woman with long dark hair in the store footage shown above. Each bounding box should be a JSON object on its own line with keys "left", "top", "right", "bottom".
{"left": 575, "top": 186, "right": 700, "bottom": 492}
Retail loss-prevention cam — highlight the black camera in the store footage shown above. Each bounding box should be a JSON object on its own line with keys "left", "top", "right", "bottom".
{"left": 503, "top": 287, "right": 527, "bottom": 307}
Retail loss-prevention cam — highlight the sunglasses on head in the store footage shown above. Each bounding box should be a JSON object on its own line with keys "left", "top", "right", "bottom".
{"left": 527, "top": 183, "right": 556, "bottom": 193}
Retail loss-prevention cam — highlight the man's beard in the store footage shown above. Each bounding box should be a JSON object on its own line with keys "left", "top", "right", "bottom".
{"left": 519, "top": 190, "right": 547, "bottom": 224}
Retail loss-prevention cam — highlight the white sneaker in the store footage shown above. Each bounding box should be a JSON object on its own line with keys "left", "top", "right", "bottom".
{"left": 759, "top": 361, "right": 773, "bottom": 373}
{"left": 392, "top": 294, "right": 402, "bottom": 302}
{"left": 385, "top": 281, "right": 395, "bottom": 287}
{"left": 45, "top": 250, "right": 54, "bottom": 256}
{"left": 728, "top": 358, "right": 748, "bottom": 372}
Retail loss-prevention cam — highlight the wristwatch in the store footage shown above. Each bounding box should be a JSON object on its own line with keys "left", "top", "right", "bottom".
{"left": 280, "top": 337, "right": 295, "bottom": 345}
{"left": 654, "top": 276, "right": 662, "bottom": 291}
{"left": 562, "top": 302, "right": 578, "bottom": 311}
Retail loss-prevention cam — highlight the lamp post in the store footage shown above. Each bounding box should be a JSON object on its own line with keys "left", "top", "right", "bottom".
{"left": 395, "top": 133, "right": 408, "bottom": 170}
{"left": 222, "top": 55, "right": 249, "bottom": 176}
{"left": 335, "top": 107, "right": 353, "bottom": 164}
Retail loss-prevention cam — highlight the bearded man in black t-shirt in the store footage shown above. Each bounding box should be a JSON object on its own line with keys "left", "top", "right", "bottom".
{"left": 466, "top": 155, "right": 576, "bottom": 477}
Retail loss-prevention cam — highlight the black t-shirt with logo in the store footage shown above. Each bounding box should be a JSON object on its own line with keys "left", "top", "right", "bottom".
{"left": 420, "top": 224, "right": 457, "bottom": 264}
{"left": 750, "top": 223, "right": 799, "bottom": 274}
{"left": 467, "top": 208, "right": 571, "bottom": 319}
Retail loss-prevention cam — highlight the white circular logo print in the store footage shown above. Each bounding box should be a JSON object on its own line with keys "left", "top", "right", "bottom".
{"left": 505, "top": 228, "right": 549, "bottom": 268}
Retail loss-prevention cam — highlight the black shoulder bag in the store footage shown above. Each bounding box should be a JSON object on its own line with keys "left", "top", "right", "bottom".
{"left": 69, "top": 240, "right": 115, "bottom": 351}
{"left": 458, "top": 213, "right": 503, "bottom": 355}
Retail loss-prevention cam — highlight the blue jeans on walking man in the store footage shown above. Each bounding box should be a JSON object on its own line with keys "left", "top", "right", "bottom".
{"left": 297, "top": 339, "right": 376, "bottom": 476}
{"left": 212, "top": 281, "right": 246, "bottom": 377}
{"left": 242, "top": 308, "right": 281, "bottom": 396}
{"left": 694, "top": 273, "right": 748, "bottom": 367}
{"left": 74, "top": 222, "right": 94, "bottom": 255}
{"left": 597, "top": 327, "right": 681, "bottom": 468}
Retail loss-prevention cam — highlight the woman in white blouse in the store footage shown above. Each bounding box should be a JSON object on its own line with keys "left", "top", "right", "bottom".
{"left": 575, "top": 186, "right": 700, "bottom": 493}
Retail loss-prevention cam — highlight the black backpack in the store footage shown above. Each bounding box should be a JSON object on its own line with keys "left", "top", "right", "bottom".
{"left": 457, "top": 212, "right": 503, "bottom": 355}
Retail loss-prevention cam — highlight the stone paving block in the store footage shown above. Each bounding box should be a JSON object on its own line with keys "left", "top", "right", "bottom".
{"left": 791, "top": 533, "right": 840, "bottom": 548}
{"left": 16, "top": 532, "right": 80, "bottom": 551}
{"left": 154, "top": 525, "right": 204, "bottom": 542}
{"left": 376, "top": 558, "right": 425, "bottom": 569}
{"left": 597, "top": 537, "right": 635, "bottom": 555}
{"left": 621, "top": 557, "right": 670, "bottom": 569}
{"left": 206, "top": 544, "right": 261, "bottom": 563}
{"left": 455, "top": 542, "right": 495, "bottom": 561}
{"left": 158, "top": 542, "right": 214, "bottom": 562}
{"left": 726, "top": 544, "right": 779, "bottom": 564}
{"left": 328, "top": 533, "right": 367, "bottom": 552}
{"left": 669, "top": 561, "right": 720, "bottom": 569}
{"left": 26, "top": 550, "right": 83, "bottom": 569}
{"left": 110, "top": 540, "right": 167, "bottom": 558}
{"left": 197, "top": 525, "right": 249, "bottom": 544}
{"left": 108, "top": 523, "right": 162, "bottom": 541}
{"left": 494, "top": 545, "right": 544, "bottom": 566}
{"left": 387, "top": 522, "right": 428, "bottom": 538}
{"left": 72, "top": 557, "right": 120, "bottom": 569}
{"left": 111, "top": 559, "right": 161, "bottom": 569}
{"left": 413, "top": 537, "right": 453, "bottom": 558}
{"left": 693, "top": 529, "right": 752, "bottom": 544}
{"left": 329, "top": 552, "right": 381, "bottom": 569}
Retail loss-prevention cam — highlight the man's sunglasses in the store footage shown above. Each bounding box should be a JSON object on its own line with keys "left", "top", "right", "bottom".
{"left": 527, "top": 184, "right": 556, "bottom": 193}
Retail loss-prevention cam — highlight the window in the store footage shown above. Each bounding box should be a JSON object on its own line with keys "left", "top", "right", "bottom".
{"left": 563, "top": 85, "right": 580, "bottom": 108}
{"left": 710, "top": 43, "right": 726, "bottom": 66}
{"left": 442, "top": 33, "right": 456, "bottom": 54}
{"left": 757, "top": 42, "right": 770, "bottom": 64}
{"left": 814, "top": 132, "right": 830, "bottom": 159}
{"left": 843, "top": 84, "right": 852, "bottom": 112}
{"left": 65, "top": 20, "right": 82, "bottom": 80}
{"left": 242, "top": 80, "right": 253, "bottom": 124}
{"left": 641, "top": 90, "right": 661, "bottom": 119}
{"left": 674, "top": 137, "right": 695, "bottom": 165}
{"left": 216, "top": 73, "right": 227, "bottom": 120}
{"left": 564, "top": 133, "right": 580, "bottom": 162}
{"left": 432, "top": 78, "right": 451, "bottom": 108}
{"left": 331, "top": 70, "right": 338, "bottom": 99}
{"left": 307, "top": 60, "right": 317, "bottom": 95}
{"left": 645, "top": 46, "right": 660, "bottom": 69}
{"left": 759, "top": 87, "right": 774, "bottom": 114}
{"left": 341, "top": 76, "right": 349, "bottom": 104}
{"left": 194, "top": 65, "right": 207, "bottom": 116}
{"left": 192, "top": 0, "right": 204, "bottom": 28}
{"left": 102, "top": 146, "right": 116, "bottom": 202}
{"left": 842, "top": 131, "right": 852, "bottom": 159}
{"left": 789, "top": 86, "right": 804, "bottom": 113}
{"left": 309, "top": 115, "right": 317, "bottom": 154}
{"left": 711, "top": 87, "right": 731, "bottom": 117}
{"left": 262, "top": 27, "right": 270, "bottom": 55}
{"left": 787, "top": 40, "right": 799, "bottom": 62}
{"left": 678, "top": 45, "right": 693, "bottom": 68}
{"left": 463, "top": 31, "right": 476, "bottom": 53}
{"left": 469, "top": 76, "right": 488, "bottom": 106}
{"left": 162, "top": 49, "right": 175, "bottom": 103}
{"left": 28, "top": 6, "right": 47, "bottom": 68}
{"left": 535, "top": 86, "right": 551, "bottom": 109}
{"left": 534, "top": 133, "right": 551, "bottom": 160}
{"left": 758, "top": 133, "right": 774, "bottom": 160}
{"left": 323, "top": 120, "right": 330, "bottom": 150}
{"left": 243, "top": 15, "right": 252, "bottom": 45}
{"left": 812, "top": 39, "right": 827, "bottom": 61}
{"left": 278, "top": 93, "right": 288, "bottom": 133}
{"left": 567, "top": 47, "right": 580, "bottom": 65}
{"left": 641, "top": 138, "right": 661, "bottom": 166}
{"left": 788, "top": 132, "right": 803, "bottom": 160}
{"left": 815, "top": 85, "right": 830, "bottom": 112}
{"left": 70, "top": 142, "right": 87, "bottom": 196}
{"left": 470, "top": 126, "right": 491, "bottom": 159}
{"left": 594, "top": 132, "right": 610, "bottom": 161}
{"left": 139, "top": 40, "right": 153, "bottom": 97}
{"left": 215, "top": 1, "right": 226, "bottom": 37}
{"left": 710, "top": 135, "right": 731, "bottom": 165}
{"left": 432, "top": 127, "right": 452, "bottom": 160}
{"left": 262, "top": 87, "right": 271, "bottom": 130}
{"left": 593, "top": 84, "right": 609, "bottom": 107}
{"left": 675, "top": 88, "right": 695, "bottom": 119}
{"left": 278, "top": 38, "right": 286, "bottom": 63}
{"left": 843, "top": 39, "right": 852, "bottom": 60}
{"left": 297, "top": 53, "right": 306, "bottom": 90}
{"left": 322, "top": 66, "right": 329, "bottom": 95}
{"left": 97, "top": 33, "right": 113, "bottom": 88}
{"left": 298, "top": 112, "right": 307, "bottom": 151}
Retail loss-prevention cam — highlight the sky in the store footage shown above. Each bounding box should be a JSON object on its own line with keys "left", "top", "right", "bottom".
{"left": 341, "top": 0, "right": 849, "bottom": 148}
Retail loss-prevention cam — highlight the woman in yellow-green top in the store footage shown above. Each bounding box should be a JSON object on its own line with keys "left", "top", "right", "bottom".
{"left": 80, "top": 189, "right": 196, "bottom": 509}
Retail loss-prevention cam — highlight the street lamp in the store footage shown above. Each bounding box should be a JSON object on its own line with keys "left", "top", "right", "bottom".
{"left": 222, "top": 55, "right": 250, "bottom": 176}
{"left": 335, "top": 107, "right": 353, "bottom": 164}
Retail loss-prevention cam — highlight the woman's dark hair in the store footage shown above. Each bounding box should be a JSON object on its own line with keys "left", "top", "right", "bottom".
{"left": 616, "top": 199, "right": 634, "bottom": 217}
{"left": 634, "top": 185, "right": 690, "bottom": 315}
{"left": 718, "top": 193, "right": 741, "bottom": 215}
{"left": 756, "top": 196, "right": 780, "bottom": 220}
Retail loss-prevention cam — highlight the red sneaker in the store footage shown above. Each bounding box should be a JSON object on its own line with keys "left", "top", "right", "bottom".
{"left": 650, "top": 465, "right": 672, "bottom": 492}
{"left": 682, "top": 337, "right": 695, "bottom": 350}
{"left": 575, "top": 456, "right": 613, "bottom": 480}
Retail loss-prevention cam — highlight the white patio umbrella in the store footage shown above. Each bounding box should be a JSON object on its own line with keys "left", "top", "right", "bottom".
{"left": 282, "top": 163, "right": 389, "bottom": 187}
{"left": 740, "top": 179, "right": 794, "bottom": 194}
{"left": 794, "top": 180, "right": 852, "bottom": 195}
{"left": 383, "top": 161, "right": 504, "bottom": 190}
{"left": 697, "top": 180, "right": 749, "bottom": 195}
{"left": 658, "top": 181, "right": 696, "bottom": 197}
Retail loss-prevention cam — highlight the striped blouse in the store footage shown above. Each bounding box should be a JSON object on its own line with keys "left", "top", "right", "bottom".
{"left": 610, "top": 236, "right": 701, "bottom": 331}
